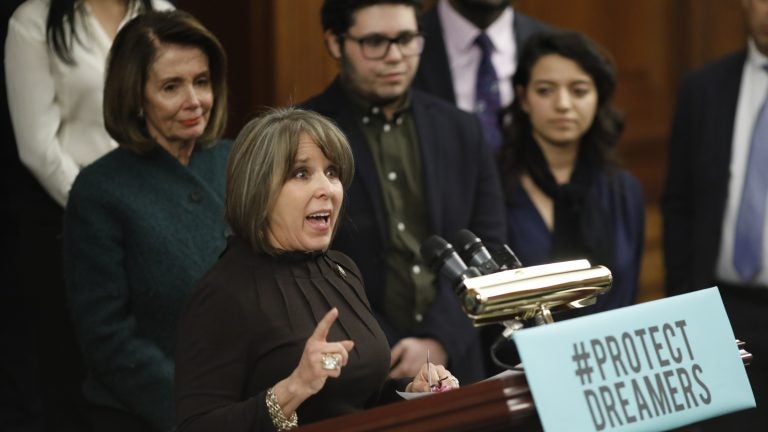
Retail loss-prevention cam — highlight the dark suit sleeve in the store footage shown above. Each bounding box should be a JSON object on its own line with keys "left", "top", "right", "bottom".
{"left": 412, "top": 7, "right": 455, "bottom": 103}
{"left": 621, "top": 171, "right": 646, "bottom": 304}
{"left": 412, "top": 278, "right": 484, "bottom": 381}
{"left": 465, "top": 115, "right": 507, "bottom": 250}
{"left": 662, "top": 75, "right": 698, "bottom": 296}
{"left": 514, "top": 12, "right": 555, "bottom": 47}
{"left": 631, "top": 178, "right": 646, "bottom": 302}
{"left": 412, "top": 110, "right": 506, "bottom": 381}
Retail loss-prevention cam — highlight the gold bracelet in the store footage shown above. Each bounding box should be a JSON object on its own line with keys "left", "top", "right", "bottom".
{"left": 265, "top": 387, "right": 298, "bottom": 431}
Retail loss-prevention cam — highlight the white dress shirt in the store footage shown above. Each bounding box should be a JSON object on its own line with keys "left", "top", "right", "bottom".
{"left": 716, "top": 40, "right": 768, "bottom": 285}
{"left": 4, "top": 0, "right": 173, "bottom": 207}
{"left": 437, "top": 0, "right": 516, "bottom": 113}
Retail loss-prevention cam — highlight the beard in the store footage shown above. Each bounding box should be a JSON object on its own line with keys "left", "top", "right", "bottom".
{"left": 338, "top": 56, "right": 410, "bottom": 109}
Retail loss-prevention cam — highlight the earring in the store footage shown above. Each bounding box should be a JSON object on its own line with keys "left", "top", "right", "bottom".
{"left": 137, "top": 108, "right": 144, "bottom": 118}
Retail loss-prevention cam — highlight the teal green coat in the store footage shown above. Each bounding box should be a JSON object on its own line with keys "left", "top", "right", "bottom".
{"left": 63, "top": 141, "right": 231, "bottom": 431}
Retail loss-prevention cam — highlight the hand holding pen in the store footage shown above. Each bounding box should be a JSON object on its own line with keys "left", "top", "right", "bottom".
{"left": 404, "top": 348, "right": 460, "bottom": 393}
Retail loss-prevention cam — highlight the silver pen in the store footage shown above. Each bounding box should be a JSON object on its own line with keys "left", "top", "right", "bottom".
{"left": 427, "top": 348, "right": 433, "bottom": 389}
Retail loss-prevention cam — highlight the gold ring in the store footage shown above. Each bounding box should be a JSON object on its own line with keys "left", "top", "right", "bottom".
{"left": 321, "top": 353, "right": 341, "bottom": 370}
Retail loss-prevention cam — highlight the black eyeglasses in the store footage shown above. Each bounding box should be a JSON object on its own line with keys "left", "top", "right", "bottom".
{"left": 342, "top": 32, "right": 425, "bottom": 60}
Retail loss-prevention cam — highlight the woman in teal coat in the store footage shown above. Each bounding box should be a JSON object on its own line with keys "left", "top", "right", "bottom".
{"left": 63, "top": 11, "right": 229, "bottom": 432}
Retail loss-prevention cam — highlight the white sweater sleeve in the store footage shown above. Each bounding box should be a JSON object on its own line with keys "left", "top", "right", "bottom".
{"left": 5, "top": 6, "right": 80, "bottom": 207}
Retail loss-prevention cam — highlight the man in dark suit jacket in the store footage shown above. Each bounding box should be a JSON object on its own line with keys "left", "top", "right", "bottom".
{"left": 662, "top": 0, "right": 768, "bottom": 428}
{"left": 413, "top": 0, "right": 550, "bottom": 149}
{"left": 303, "top": 0, "right": 506, "bottom": 384}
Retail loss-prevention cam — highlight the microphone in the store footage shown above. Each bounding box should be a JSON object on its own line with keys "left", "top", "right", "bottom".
{"left": 420, "top": 233, "right": 612, "bottom": 328}
{"left": 420, "top": 235, "right": 481, "bottom": 295}
{"left": 451, "top": 229, "right": 500, "bottom": 275}
{"left": 421, "top": 232, "right": 612, "bottom": 373}
{"left": 493, "top": 244, "right": 523, "bottom": 271}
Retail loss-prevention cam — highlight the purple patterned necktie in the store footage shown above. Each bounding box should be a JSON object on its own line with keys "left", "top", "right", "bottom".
{"left": 733, "top": 64, "right": 768, "bottom": 281}
{"left": 474, "top": 33, "right": 502, "bottom": 153}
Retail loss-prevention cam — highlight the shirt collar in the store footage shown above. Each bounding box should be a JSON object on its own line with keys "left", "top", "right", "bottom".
{"left": 437, "top": 0, "right": 515, "bottom": 55}
{"left": 341, "top": 79, "right": 412, "bottom": 122}
{"left": 747, "top": 39, "right": 768, "bottom": 71}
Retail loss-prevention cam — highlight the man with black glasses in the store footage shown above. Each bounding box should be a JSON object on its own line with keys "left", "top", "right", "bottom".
{"left": 303, "top": 0, "right": 506, "bottom": 384}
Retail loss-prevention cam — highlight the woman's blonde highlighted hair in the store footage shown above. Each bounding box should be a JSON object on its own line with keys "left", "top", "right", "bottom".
{"left": 226, "top": 107, "right": 354, "bottom": 254}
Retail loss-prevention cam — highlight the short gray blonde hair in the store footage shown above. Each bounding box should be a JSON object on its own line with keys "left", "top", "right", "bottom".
{"left": 226, "top": 107, "right": 354, "bottom": 254}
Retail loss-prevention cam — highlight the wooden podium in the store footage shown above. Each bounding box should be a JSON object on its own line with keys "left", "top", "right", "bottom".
{"left": 296, "top": 371, "right": 539, "bottom": 432}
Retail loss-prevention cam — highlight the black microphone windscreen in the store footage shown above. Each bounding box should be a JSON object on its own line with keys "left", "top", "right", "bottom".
{"left": 420, "top": 235, "right": 473, "bottom": 293}
{"left": 420, "top": 235, "right": 453, "bottom": 273}
{"left": 451, "top": 229, "right": 499, "bottom": 275}
{"left": 452, "top": 229, "right": 482, "bottom": 256}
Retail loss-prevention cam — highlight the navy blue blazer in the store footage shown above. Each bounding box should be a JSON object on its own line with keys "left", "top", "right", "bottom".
{"left": 302, "top": 79, "right": 507, "bottom": 382}
{"left": 662, "top": 51, "right": 745, "bottom": 295}
{"left": 413, "top": 7, "right": 551, "bottom": 105}
{"left": 508, "top": 170, "right": 645, "bottom": 313}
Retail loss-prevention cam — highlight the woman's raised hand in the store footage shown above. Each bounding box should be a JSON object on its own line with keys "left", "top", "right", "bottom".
{"left": 270, "top": 308, "right": 354, "bottom": 418}
{"left": 289, "top": 308, "right": 354, "bottom": 396}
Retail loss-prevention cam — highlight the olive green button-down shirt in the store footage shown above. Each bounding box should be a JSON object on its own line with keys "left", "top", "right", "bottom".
{"left": 346, "top": 90, "right": 436, "bottom": 332}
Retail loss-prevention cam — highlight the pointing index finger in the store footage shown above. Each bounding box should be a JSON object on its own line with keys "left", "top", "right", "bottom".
{"left": 310, "top": 307, "right": 338, "bottom": 341}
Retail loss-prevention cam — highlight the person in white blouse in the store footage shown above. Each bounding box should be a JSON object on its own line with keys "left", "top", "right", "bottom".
{"left": 5, "top": 0, "right": 173, "bottom": 207}
{"left": 3, "top": 1, "right": 172, "bottom": 431}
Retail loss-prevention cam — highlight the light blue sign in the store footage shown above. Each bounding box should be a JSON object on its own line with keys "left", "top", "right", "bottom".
{"left": 513, "top": 287, "right": 754, "bottom": 431}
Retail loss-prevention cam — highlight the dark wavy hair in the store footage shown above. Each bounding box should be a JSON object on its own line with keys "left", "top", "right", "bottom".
{"left": 321, "top": 0, "right": 422, "bottom": 36}
{"left": 46, "top": 0, "right": 154, "bottom": 64}
{"left": 498, "top": 30, "right": 623, "bottom": 187}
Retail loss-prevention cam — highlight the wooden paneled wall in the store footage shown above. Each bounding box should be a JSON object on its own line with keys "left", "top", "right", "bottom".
{"left": 177, "top": 0, "right": 748, "bottom": 303}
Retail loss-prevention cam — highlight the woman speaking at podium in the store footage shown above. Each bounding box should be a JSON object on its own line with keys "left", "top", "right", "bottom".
{"left": 498, "top": 31, "right": 645, "bottom": 316}
{"left": 175, "top": 108, "right": 459, "bottom": 431}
